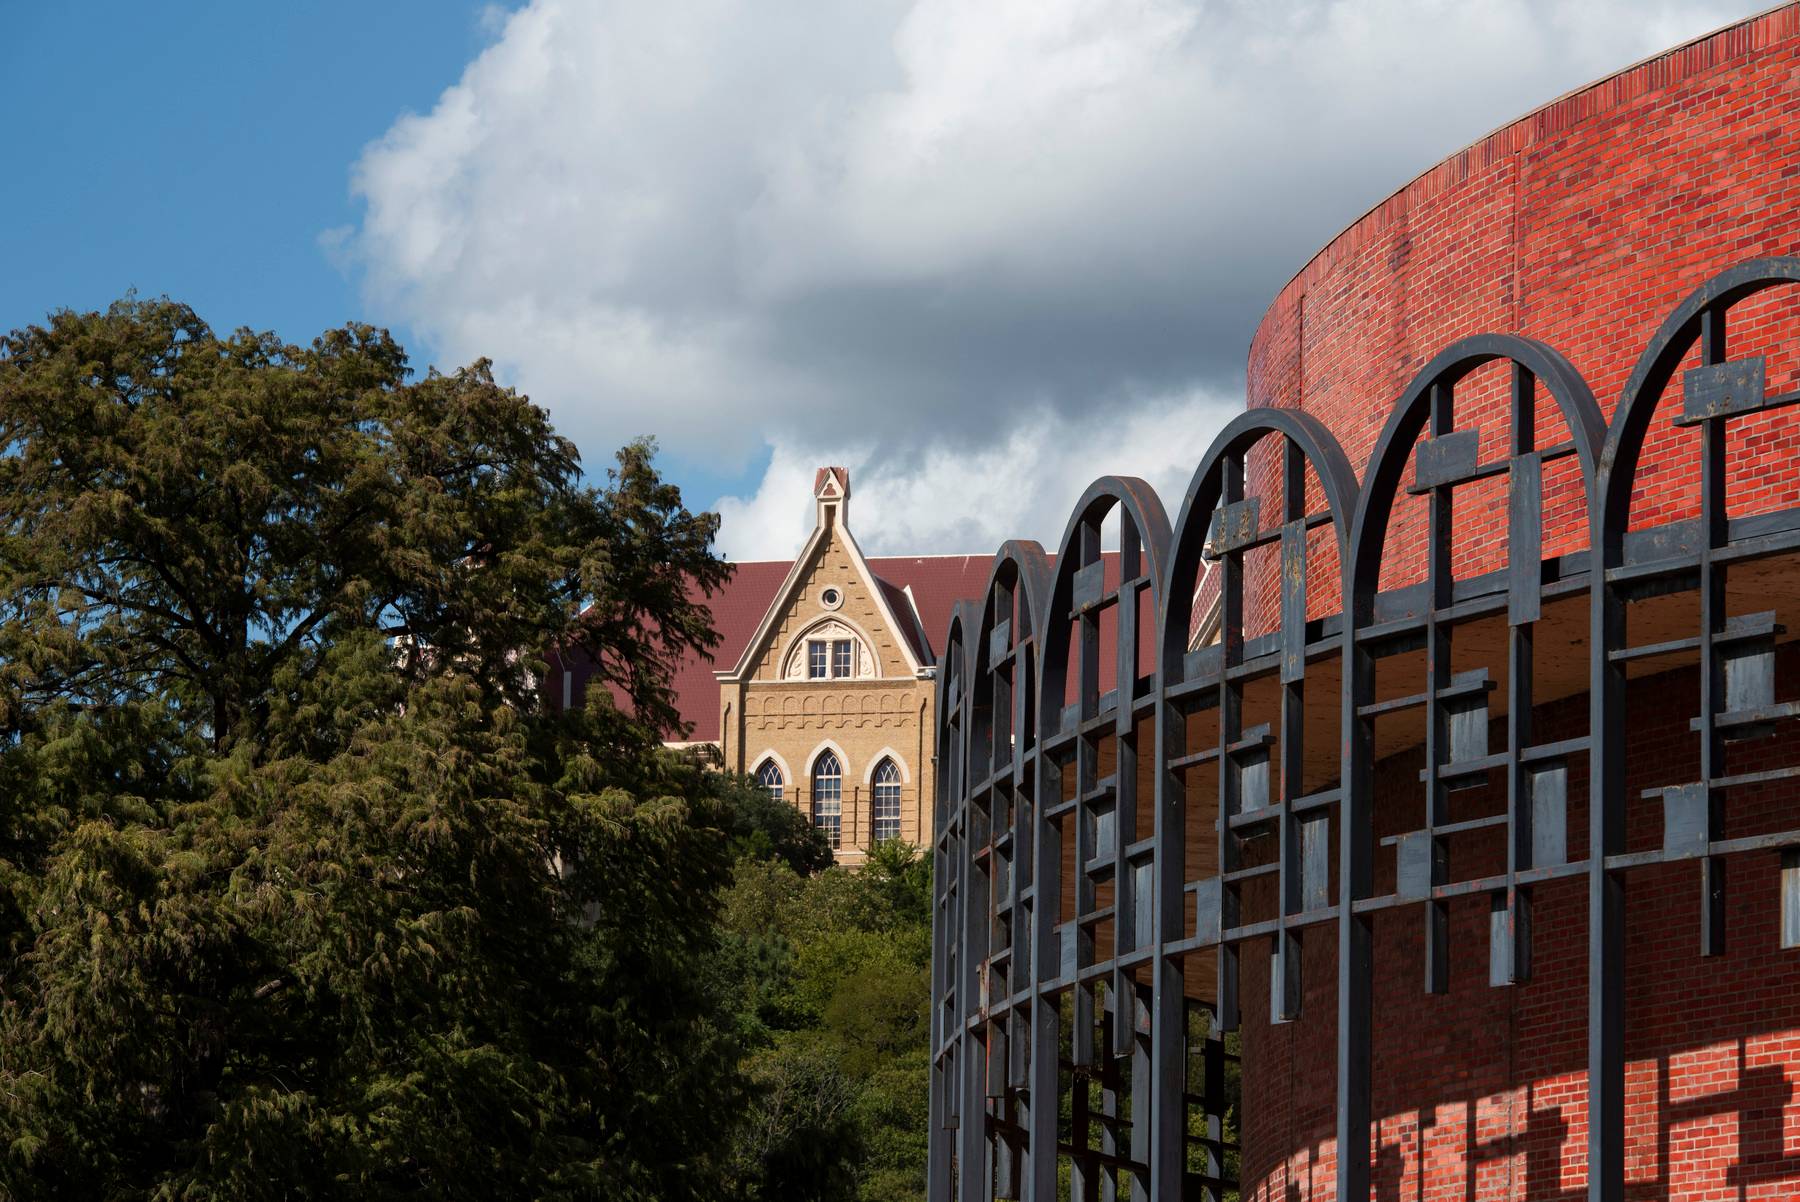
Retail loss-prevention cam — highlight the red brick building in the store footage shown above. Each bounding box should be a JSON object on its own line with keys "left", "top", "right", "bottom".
{"left": 931, "top": 8, "right": 1800, "bottom": 1201}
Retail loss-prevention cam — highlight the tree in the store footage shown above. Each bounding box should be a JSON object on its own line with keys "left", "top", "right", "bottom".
{"left": 715, "top": 770, "right": 835, "bottom": 875}
{"left": 714, "top": 842, "right": 935, "bottom": 1201}
{"left": 0, "top": 299, "right": 740, "bottom": 1200}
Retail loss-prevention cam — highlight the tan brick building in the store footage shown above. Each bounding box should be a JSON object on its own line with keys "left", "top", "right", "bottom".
{"left": 716, "top": 468, "right": 978, "bottom": 864}
{"left": 555, "top": 466, "right": 992, "bottom": 865}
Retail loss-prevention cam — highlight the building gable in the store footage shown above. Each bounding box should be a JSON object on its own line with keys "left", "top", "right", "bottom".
{"left": 720, "top": 467, "right": 928, "bottom": 684}
{"left": 748, "top": 527, "right": 913, "bottom": 681}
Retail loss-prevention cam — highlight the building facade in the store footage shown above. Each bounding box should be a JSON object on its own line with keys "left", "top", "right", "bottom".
{"left": 554, "top": 466, "right": 994, "bottom": 864}
{"left": 716, "top": 468, "right": 948, "bottom": 862}
{"left": 930, "top": 8, "right": 1800, "bottom": 1202}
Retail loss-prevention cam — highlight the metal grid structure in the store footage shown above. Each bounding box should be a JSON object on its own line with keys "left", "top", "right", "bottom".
{"left": 927, "top": 257, "right": 1800, "bottom": 1201}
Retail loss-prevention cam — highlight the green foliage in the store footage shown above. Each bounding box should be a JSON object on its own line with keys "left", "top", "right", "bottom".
{"left": 714, "top": 770, "right": 835, "bottom": 876}
{"left": 713, "top": 840, "right": 935, "bottom": 1201}
{"left": 0, "top": 300, "right": 744, "bottom": 1200}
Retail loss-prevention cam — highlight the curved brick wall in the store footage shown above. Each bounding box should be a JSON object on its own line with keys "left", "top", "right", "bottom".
{"left": 1240, "top": 5, "right": 1800, "bottom": 631}
{"left": 1235, "top": 9, "right": 1800, "bottom": 1199}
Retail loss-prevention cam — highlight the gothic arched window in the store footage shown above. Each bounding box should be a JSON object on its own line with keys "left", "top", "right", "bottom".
{"left": 811, "top": 751, "right": 842, "bottom": 848}
{"left": 755, "top": 758, "right": 784, "bottom": 801}
{"left": 872, "top": 758, "right": 902, "bottom": 843}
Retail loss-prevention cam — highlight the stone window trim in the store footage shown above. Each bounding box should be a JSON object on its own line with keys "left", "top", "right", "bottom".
{"left": 871, "top": 756, "right": 902, "bottom": 844}
{"left": 810, "top": 746, "right": 844, "bottom": 849}
{"left": 818, "top": 584, "right": 844, "bottom": 610}
{"left": 800, "top": 738, "right": 852, "bottom": 785}
{"left": 858, "top": 747, "right": 911, "bottom": 785}
{"left": 779, "top": 614, "right": 880, "bottom": 682}
{"left": 753, "top": 753, "right": 791, "bottom": 799}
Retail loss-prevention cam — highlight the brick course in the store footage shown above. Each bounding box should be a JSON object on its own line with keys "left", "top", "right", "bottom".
{"left": 1242, "top": 5, "right": 1800, "bottom": 628}
{"left": 1232, "top": 8, "right": 1800, "bottom": 1197}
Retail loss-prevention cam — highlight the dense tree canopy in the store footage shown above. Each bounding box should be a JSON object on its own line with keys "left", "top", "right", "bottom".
{"left": 0, "top": 298, "right": 935, "bottom": 1201}
{"left": 0, "top": 300, "right": 741, "bottom": 1199}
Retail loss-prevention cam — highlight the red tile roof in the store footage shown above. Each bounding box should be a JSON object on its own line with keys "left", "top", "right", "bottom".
{"left": 552, "top": 553, "right": 994, "bottom": 743}
{"left": 547, "top": 544, "right": 1211, "bottom": 744}
{"left": 866, "top": 554, "right": 995, "bottom": 663}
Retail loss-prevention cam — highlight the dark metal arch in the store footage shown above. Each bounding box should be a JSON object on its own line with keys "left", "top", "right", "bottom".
{"left": 954, "top": 541, "right": 1049, "bottom": 1202}
{"left": 969, "top": 540, "right": 1053, "bottom": 731}
{"left": 1336, "top": 332, "right": 1605, "bottom": 1202}
{"left": 1348, "top": 333, "right": 1606, "bottom": 606}
{"left": 1037, "top": 475, "right": 1173, "bottom": 731}
{"left": 930, "top": 257, "right": 1800, "bottom": 1202}
{"left": 934, "top": 601, "right": 973, "bottom": 769}
{"left": 1584, "top": 258, "right": 1800, "bottom": 1202}
{"left": 1158, "top": 405, "right": 1359, "bottom": 670}
{"left": 1007, "top": 479, "right": 1173, "bottom": 1202}
{"left": 1598, "top": 256, "right": 1800, "bottom": 542}
{"left": 926, "top": 601, "right": 974, "bottom": 1202}
{"left": 1145, "top": 406, "right": 1358, "bottom": 1201}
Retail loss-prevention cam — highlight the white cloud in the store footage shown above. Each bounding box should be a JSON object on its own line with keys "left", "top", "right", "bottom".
{"left": 715, "top": 385, "right": 1243, "bottom": 560}
{"left": 343, "top": 0, "right": 1755, "bottom": 554}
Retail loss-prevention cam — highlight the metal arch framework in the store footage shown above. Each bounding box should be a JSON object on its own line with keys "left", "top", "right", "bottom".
{"left": 1027, "top": 478, "right": 1171, "bottom": 1202}
{"left": 1341, "top": 334, "right": 1608, "bottom": 1202}
{"left": 929, "top": 257, "right": 1800, "bottom": 1202}
{"left": 1151, "top": 406, "right": 1360, "bottom": 1202}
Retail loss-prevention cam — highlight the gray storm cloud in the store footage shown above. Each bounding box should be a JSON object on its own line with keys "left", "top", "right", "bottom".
{"left": 342, "top": 0, "right": 1754, "bottom": 557}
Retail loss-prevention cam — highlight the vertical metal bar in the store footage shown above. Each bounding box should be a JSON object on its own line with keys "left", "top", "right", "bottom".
{"left": 928, "top": 643, "right": 953, "bottom": 1198}
{"left": 1502, "top": 621, "right": 1534, "bottom": 985}
{"left": 1502, "top": 363, "right": 1540, "bottom": 986}
{"left": 1273, "top": 437, "right": 1308, "bottom": 1022}
{"left": 1129, "top": 983, "right": 1151, "bottom": 1202}
{"left": 1338, "top": 636, "right": 1374, "bottom": 1202}
{"left": 1589, "top": 418, "right": 1629, "bottom": 1201}
{"left": 1027, "top": 651, "right": 1063, "bottom": 1202}
{"left": 1218, "top": 452, "right": 1245, "bottom": 1032}
{"left": 1074, "top": 523, "right": 1102, "bottom": 1075}
{"left": 960, "top": 797, "right": 992, "bottom": 1202}
{"left": 1113, "top": 518, "right": 1141, "bottom": 1060}
{"left": 1203, "top": 1008, "right": 1228, "bottom": 1201}
{"left": 1423, "top": 381, "right": 1453, "bottom": 995}
{"left": 1099, "top": 998, "right": 1118, "bottom": 1202}
{"left": 1698, "top": 306, "right": 1728, "bottom": 957}
{"left": 1148, "top": 564, "right": 1187, "bottom": 1200}
{"left": 1338, "top": 419, "right": 1376, "bottom": 1201}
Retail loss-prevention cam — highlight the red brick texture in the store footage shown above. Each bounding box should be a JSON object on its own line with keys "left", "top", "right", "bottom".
{"left": 1230, "top": 9, "right": 1800, "bottom": 1199}
{"left": 1239, "top": 651, "right": 1800, "bottom": 1200}
{"left": 1240, "top": 5, "right": 1800, "bottom": 630}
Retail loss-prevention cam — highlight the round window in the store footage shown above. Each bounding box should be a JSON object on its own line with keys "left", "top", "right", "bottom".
{"left": 820, "top": 586, "right": 843, "bottom": 610}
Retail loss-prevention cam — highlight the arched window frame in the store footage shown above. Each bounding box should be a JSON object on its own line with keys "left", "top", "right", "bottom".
{"left": 755, "top": 758, "right": 785, "bottom": 801}
{"left": 871, "top": 756, "right": 902, "bottom": 843}
{"left": 811, "top": 750, "right": 843, "bottom": 848}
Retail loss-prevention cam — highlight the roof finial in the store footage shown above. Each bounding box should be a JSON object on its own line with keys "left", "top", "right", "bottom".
{"left": 813, "top": 466, "right": 850, "bottom": 527}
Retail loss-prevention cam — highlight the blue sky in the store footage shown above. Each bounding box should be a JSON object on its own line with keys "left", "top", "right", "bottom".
{"left": 1, "top": 1, "right": 1752, "bottom": 560}
{"left": 0, "top": 3, "right": 763, "bottom": 501}
{"left": 3, "top": 2, "right": 473, "bottom": 338}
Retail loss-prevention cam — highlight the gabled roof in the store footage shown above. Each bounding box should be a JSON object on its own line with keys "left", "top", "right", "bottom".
{"left": 551, "top": 553, "right": 992, "bottom": 744}
{"left": 550, "top": 547, "right": 1214, "bottom": 743}
{"left": 865, "top": 554, "right": 993, "bottom": 662}
{"left": 719, "top": 508, "right": 932, "bottom": 684}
